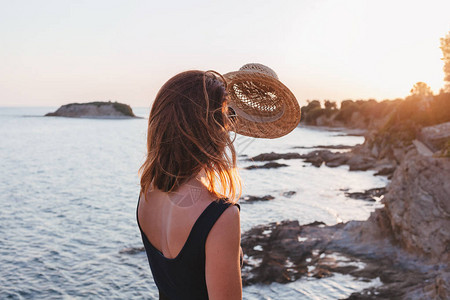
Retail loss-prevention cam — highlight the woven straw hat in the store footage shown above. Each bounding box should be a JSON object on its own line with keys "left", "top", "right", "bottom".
{"left": 223, "top": 63, "right": 301, "bottom": 139}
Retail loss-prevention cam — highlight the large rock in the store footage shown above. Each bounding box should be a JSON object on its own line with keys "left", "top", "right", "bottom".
{"left": 45, "top": 101, "right": 137, "bottom": 118}
{"left": 245, "top": 162, "right": 288, "bottom": 170}
{"left": 418, "top": 122, "right": 450, "bottom": 153}
{"left": 299, "top": 150, "right": 350, "bottom": 168}
{"left": 366, "top": 148, "right": 450, "bottom": 262}
{"left": 250, "top": 152, "right": 302, "bottom": 162}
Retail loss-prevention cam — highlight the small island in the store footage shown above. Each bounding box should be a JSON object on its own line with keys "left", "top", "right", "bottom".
{"left": 45, "top": 101, "right": 137, "bottom": 118}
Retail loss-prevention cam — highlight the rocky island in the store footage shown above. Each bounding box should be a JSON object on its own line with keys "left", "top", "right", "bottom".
{"left": 45, "top": 101, "right": 137, "bottom": 118}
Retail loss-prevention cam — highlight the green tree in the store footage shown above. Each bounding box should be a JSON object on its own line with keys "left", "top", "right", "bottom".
{"left": 440, "top": 31, "right": 450, "bottom": 92}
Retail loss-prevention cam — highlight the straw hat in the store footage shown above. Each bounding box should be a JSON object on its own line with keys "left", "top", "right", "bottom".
{"left": 223, "top": 63, "right": 301, "bottom": 139}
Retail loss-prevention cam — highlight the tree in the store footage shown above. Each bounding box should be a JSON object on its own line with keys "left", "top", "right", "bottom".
{"left": 324, "top": 100, "right": 337, "bottom": 110}
{"left": 410, "top": 82, "right": 433, "bottom": 97}
{"left": 304, "top": 100, "right": 321, "bottom": 110}
{"left": 440, "top": 31, "right": 450, "bottom": 92}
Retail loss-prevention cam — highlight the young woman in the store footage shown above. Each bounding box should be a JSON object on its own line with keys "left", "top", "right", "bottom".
{"left": 137, "top": 70, "right": 242, "bottom": 300}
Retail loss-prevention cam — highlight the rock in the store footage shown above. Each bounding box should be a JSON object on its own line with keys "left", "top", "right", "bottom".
{"left": 303, "top": 154, "right": 324, "bottom": 167}
{"left": 369, "top": 148, "right": 450, "bottom": 262}
{"left": 241, "top": 195, "right": 275, "bottom": 203}
{"left": 242, "top": 217, "right": 448, "bottom": 298}
{"left": 304, "top": 155, "right": 324, "bottom": 167}
{"left": 298, "top": 141, "right": 400, "bottom": 174}
{"left": 300, "top": 150, "right": 350, "bottom": 168}
{"left": 374, "top": 166, "right": 396, "bottom": 176}
{"left": 282, "top": 191, "right": 296, "bottom": 197}
{"left": 241, "top": 220, "right": 314, "bottom": 285}
{"left": 418, "top": 122, "right": 450, "bottom": 152}
{"left": 250, "top": 152, "right": 302, "bottom": 162}
{"left": 335, "top": 131, "right": 366, "bottom": 137}
{"left": 304, "top": 221, "right": 326, "bottom": 227}
{"left": 325, "top": 155, "right": 350, "bottom": 168}
{"left": 292, "top": 144, "right": 356, "bottom": 150}
{"left": 347, "top": 154, "right": 376, "bottom": 171}
{"left": 245, "top": 162, "right": 288, "bottom": 170}
{"left": 392, "top": 147, "right": 407, "bottom": 163}
{"left": 370, "top": 143, "right": 379, "bottom": 158}
{"left": 344, "top": 187, "right": 386, "bottom": 202}
{"left": 241, "top": 149, "right": 449, "bottom": 296}
{"left": 312, "top": 268, "right": 332, "bottom": 278}
{"left": 45, "top": 101, "right": 137, "bottom": 118}
{"left": 119, "top": 247, "right": 145, "bottom": 254}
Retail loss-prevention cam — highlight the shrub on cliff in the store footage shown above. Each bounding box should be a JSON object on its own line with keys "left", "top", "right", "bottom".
{"left": 301, "top": 100, "right": 322, "bottom": 124}
{"left": 334, "top": 100, "right": 358, "bottom": 123}
{"left": 112, "top": 102, "right": 135, "bottom": 117}
{"left": 370, "top": 92, "right": 450, "bottom": 149}
{"left": 430, "top": 92, "right": 450, "bottom": 124}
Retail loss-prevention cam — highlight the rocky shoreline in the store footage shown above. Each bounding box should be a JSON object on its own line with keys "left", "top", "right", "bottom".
{"left": 240, "top": 123, "right": 450, "bottom": 299}
{"left": 241, "top": 218, "right": 448, "bottom": 299}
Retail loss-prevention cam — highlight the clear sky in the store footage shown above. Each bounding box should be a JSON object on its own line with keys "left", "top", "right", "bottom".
{"left": 1, "top": 0, "right": 449, "bottom": 107}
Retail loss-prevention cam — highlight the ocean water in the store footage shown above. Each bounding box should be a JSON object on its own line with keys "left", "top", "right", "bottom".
{"left": 0, "top": 107, "right": 387, "bottom": 299}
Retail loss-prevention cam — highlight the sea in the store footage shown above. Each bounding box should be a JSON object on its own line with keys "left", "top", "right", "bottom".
{"left": 0, "top": 107, "right": 388, "bottom": 299}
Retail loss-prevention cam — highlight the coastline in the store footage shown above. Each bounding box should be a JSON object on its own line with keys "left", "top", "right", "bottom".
{"left": 2, "top": 107, "right": 448, "bottom": 299}
{"left": 240, "top": 122, "right": 450, "bottom": 299}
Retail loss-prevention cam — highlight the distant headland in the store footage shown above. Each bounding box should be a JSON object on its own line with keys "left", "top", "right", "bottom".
{"left": 45, "top": 101, "right": 138, "bottom": 118}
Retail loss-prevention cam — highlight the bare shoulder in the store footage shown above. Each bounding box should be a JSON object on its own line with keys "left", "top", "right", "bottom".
{"left": 205, "top": 204, "right": 242, "bottom": 300}
{"left": 209, "top": 204, "right": 240, "bottom": 238}
{"left": 215, "top": 204, "right": 240, "bottom": 226}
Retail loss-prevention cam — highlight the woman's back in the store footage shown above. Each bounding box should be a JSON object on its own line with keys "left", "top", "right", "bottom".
{"left": 137, "top": 176, "right": 242, "bottom": 299}
{"left": 137, "top": 177, "right": 216, "bottom": 260}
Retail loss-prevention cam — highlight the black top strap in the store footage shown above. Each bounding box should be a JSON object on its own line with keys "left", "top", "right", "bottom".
{"left": 186, "top": 198, "right": 237, "bottom": 252}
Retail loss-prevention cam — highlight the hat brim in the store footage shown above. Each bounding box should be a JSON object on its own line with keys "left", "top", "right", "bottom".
{"left": 223, "top": 71, "right": 301, "bottom": 139}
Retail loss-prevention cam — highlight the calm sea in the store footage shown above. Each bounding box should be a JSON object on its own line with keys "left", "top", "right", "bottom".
{"left": 0, "top": 107, "right": 387, "bottom": 299}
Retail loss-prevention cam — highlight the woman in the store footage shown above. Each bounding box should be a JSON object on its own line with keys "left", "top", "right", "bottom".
{"left": 137, "top": 70, "right": 242, "bottom": 300}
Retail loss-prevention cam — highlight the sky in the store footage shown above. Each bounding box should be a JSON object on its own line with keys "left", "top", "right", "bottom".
{"left": 1, "top": 0, "right": 449, "bottom": 107}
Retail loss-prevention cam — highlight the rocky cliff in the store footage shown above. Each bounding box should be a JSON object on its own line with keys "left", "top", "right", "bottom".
{"left": 361, "top": 148, "right": 450, "bottom": 263}
{"left": 241, "top": 123, "right": 450, "bottom": 298}
{"left": 45, "top": 101, "right": 136, "bottom": 118}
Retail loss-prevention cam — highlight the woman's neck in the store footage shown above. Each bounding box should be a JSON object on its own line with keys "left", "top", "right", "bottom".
{"left": 167, "top": 170, "right": 211, "bottom": 208}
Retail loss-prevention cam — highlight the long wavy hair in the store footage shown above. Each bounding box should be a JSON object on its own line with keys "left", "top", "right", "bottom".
{"left": 139, "top": 70, "right": 241, "bottom": 202}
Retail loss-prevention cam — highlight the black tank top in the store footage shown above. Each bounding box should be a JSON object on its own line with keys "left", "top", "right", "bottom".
{"left": 136, "top": 196, "right": 239, "bottom": 300}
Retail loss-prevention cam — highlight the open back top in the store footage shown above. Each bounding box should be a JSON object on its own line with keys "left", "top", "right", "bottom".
{"left": 136, "top": 196, "right": 239, "bottom": 300}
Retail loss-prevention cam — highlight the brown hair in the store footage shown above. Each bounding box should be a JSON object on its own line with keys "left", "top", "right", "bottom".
{"left": 139, "top": 70, "right": 241, "bottom": 202}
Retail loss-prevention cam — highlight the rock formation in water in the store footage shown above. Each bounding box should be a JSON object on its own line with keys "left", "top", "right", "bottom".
{"left": 241, "top": 220, "right": 441, "bottom": 299}
{"left": 240, "top": 195, "right": 275, "bottom": 203}
{"left": 45, "top": 101, "right": 137, "bottom": 118}
{"left": 242, "top": 141, "right": 450, "bottom": 299}
{"left": 249, "top": 152, "right": 303, "bottom": 162}
{"left": 245, "top": 162, "right": 289, "bottom": 170}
